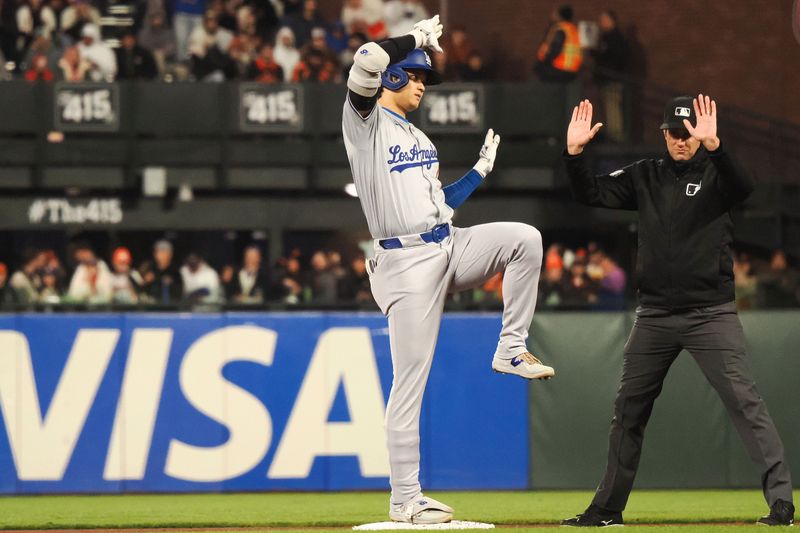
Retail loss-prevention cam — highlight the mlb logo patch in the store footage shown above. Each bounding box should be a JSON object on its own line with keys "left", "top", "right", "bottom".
{"left": 424, "top": 52, "right": 432, "bottom": 67}
{"left": 686, "top": 182, "right": 702, "bottom": 196}
{"left": 675, "top": 107, "right": 691, "bottom": 117}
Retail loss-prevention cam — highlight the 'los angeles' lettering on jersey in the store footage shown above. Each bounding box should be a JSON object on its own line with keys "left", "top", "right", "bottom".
{"left": 387, "top": 144, "right": 439, "bottom": 173}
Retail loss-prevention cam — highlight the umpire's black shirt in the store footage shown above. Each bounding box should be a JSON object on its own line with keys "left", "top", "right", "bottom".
{"left": 563, "top": 144, "right": 754, "bottom": 310}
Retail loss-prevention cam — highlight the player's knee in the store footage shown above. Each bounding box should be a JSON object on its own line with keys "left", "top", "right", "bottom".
{"left": 514, "top": 224, "right": 543, "bottom": 258}
{"left": 402, "top": 348, "right": 430, "bottom": 368}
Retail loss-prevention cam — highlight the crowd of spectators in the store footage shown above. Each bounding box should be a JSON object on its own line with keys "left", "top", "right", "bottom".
{"left": 733, "top": 250, "right": 800, "bottom": 310}
{"left": 0, "top": 0, "right": 496, "bottom": 84}
{"left": 0, "top": 238, "right": 372, "bottom": 309}
{"left": 1, "top": 238, "right": 798, "bottom": 310}
{"left": 536, "top": 242, "right": 628, "bottom": 310}
{"left": 533, "top": 244, "right": 800, "bottom": 311}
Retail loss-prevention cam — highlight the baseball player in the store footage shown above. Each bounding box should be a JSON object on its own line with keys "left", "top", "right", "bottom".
{"left": 342, "top": 15, "right": 555, "bottom": 524}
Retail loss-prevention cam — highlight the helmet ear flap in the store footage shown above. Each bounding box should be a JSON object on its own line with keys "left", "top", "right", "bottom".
{"left": 381, "top": 66, "right": 409, "bottom": 91}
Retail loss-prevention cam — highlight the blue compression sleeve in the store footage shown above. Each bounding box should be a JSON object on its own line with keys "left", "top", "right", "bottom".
{"left": 443, "top": 169, "right": 483, "bottom": 209}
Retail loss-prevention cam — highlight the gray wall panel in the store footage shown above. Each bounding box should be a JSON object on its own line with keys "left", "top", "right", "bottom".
{"left": 42, "top": 167, "right": 125, "bottom": 188}
{"left": 227, "top": 168, "right": 307, "bottom": 189}
{"left": 137, "top": 140, "right": 222, "bottom": 165}
{"left": 0, "top": 81, "right": 40, "bottom": 133}
{"left": 528, "top": 311, "right": 800, "bottom": 489}
{"left": 0, "top": 168, "right": 32, "bottom": 188}
{"left": 45, "top": 139, "right": 128, "bottom": 164}
{"left": 0, "top": 140, "right": 37, "bottom": 164}
{"left": 134, "top": 84, "right": 225, "bottom": 135}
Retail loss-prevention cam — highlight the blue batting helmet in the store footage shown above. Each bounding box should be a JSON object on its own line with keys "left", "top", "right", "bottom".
{"left": 381, "top": 49, "right": 442, "bottom": 91}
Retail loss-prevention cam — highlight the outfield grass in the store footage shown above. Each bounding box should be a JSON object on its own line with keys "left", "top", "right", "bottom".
{"left": 0, "top": 490, "right": 796, "bottom": 530}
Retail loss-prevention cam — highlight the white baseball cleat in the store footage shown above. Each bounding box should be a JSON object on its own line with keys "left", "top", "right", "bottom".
{"left": 492, "top": 352, "right": 555, "bottom": 380}
{"left": 389, "top": 494, "right": 454, "bottom": 524}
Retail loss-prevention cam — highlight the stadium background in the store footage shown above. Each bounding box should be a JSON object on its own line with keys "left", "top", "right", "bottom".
{"left": 0, "top": 0, "right": 798, "bottom": 512}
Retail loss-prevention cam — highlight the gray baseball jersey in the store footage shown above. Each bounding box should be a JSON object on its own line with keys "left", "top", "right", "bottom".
{"left": 342, "top": 96, "right": 453, "bottom": 240}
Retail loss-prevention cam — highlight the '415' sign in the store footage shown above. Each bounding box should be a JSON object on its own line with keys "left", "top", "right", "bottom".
{"left": 239, "top": 84, "right": 303, "bottom": 133}
{"left": 419, "top": 84, "right": 484, "bottom": 133}
{"left": 54, "top": 83, "right": 119, "bottom": 132}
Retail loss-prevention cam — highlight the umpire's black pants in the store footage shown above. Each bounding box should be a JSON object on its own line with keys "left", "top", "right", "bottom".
{"left": 592, "top": 301, "right": 793, "bottom": 512}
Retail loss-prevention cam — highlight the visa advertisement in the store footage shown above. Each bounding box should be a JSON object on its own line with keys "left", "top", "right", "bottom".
{"left": 0, "top": 313, "right": 528, "bottom": 493}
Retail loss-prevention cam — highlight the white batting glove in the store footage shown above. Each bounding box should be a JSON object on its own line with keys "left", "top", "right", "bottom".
{"left": 409, "top": 14, "right": 443, "bottom": 53}
{"left": 473, "top": 128, "right": 501, "bottom": 177}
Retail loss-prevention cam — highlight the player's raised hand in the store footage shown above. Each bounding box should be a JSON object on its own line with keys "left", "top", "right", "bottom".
{"left": 410, "top": 14, "right": 444, "bottom": 53}
{"left": 473, "top": 128, "right": 501, "bottom": 177}
{"left": 567, "top": 99, "right": 603, "bottom": 155}
{"left": 684, "top": 93, "right": 720, "bottom": 151}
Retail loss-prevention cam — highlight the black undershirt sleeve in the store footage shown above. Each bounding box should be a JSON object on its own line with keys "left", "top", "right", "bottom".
{"left": 348, "top": 91, "right": 380, "bottom": 113}
{"left": 348, "top": 35, "right": 418, "bottom": 113}
{"left": 379, "top": 34, "right": 417, "bottom": 64}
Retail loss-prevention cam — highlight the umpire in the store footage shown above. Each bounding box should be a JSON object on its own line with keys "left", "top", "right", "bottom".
{"left": 560, "top": 95, "right": 794, "bottom": 527}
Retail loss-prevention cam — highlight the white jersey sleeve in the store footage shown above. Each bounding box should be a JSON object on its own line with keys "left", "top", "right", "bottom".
{"left": 342, "top": 93, "right": 381, "bottom": 150}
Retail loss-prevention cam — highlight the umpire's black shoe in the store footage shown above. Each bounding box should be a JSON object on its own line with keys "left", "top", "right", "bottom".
{"left": 757, "top": 499, "right": 795, "bottom": 526}
{"left": 561, "top": 504, "right": 624, "bottom": 527}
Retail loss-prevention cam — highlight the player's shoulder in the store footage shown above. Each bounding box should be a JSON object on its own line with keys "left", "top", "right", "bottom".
{"left": 343, "top": 93, "right": 382, "bottom": 123}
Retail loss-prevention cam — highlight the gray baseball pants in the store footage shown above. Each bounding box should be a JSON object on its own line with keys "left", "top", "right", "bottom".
{"left": 369, "top": 222, "right": 543, "bottom": 504}
{"left": 592, "top": 301, "right": 793, "bottom": 511}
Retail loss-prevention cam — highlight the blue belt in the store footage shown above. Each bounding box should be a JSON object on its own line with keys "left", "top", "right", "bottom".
{"left": 379, "top": 223, "right": 451, "bottom": 249}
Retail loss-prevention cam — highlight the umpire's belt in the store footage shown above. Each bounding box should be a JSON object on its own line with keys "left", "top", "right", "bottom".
{"left": 378, "top": 223, "right": 451, "bottom": 250}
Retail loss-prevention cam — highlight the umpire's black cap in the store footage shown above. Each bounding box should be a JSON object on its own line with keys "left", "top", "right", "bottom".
{"left": 660, "top": 96, "right": 696, "bottom": 130}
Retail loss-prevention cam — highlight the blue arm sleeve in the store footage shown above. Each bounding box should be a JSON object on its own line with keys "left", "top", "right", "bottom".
{"left": 442, "top": 169, "right": 483, "bottom": 209}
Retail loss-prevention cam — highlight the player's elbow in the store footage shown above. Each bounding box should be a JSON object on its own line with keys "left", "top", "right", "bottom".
{"left": 353, "top": 42, "right": 390, "bottom": 73}
{"left": 347, "top": 63, "right": 381, "bottom": 97}
{"left": 568, "top": 183, "right": 596, "bottom": 206}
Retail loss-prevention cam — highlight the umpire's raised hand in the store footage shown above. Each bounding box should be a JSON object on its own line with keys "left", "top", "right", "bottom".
{"left": 683, "top": 93, "right": 721, "bottom": 151}
{"left": 567, "top": 99, "right": 603, "bottom": 155}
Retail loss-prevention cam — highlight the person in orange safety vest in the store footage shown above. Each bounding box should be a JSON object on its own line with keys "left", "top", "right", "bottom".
{"left": 534, "top": 4, "right": 583, "bottom": 83}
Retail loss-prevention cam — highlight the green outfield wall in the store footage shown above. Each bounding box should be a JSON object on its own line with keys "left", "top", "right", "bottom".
{"left": 528, "top": 310, "right": 799, "bottom": 489}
